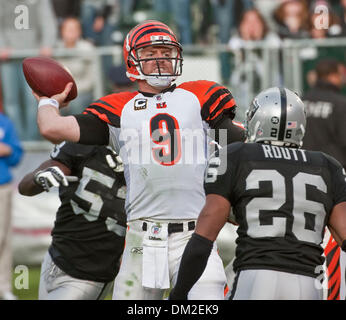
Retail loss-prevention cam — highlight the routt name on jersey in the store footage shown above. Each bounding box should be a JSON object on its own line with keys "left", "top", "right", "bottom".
{"left": 261, "top": 144, "right": 307, "bottom": 162}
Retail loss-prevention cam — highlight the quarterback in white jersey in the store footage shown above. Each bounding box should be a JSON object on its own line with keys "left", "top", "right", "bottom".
{"left": 85, "top": 80, "right": 239, "bottom": 222}
{"left": 33, "top": 20, "right": 245, "bottom": 300}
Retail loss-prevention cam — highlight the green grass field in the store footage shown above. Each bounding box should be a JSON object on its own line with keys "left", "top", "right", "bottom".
{"left": 12, "top": 266, "right": 40, "bottom": 300}
{"left": 12, "top": 266, "right": 112, "bottom": 300}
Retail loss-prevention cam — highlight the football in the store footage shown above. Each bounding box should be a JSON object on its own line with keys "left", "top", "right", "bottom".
{"left": 22, "top": 56, "right": 78, "bottom": 102}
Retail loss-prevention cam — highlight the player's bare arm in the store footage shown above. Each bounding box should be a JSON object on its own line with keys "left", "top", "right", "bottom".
{"left": 18, "top": 159, "right": 71, "bottom": 196}
{"left": 195, "top": 194, "right": 231, "bottom": 241}
{"left": 33, "top": 82, "right": 80, "bottom": 144}
{"left": 327, "top": 202, "right": 346, "bottom": 248}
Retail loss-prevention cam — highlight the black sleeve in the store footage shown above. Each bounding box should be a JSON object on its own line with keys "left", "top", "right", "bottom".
{"left": 200, "top": 83, "right": 237, "bottom": 127}
{"left": 342, "top": 240, "right": 346, "bottom": 252}
{"left": 204, "top": 156, "right": 232, "bottom": 201}
{"left": 169, "top": 233, "right": 214, "bottom": 300}
{"left": 50, "top": 142, "right": 96, "bottom": 169}
{"left": 50, "top": 142, "right": 74, "bottom": 169}
{"left": 205, "top": 143, "right": 244, "bottom": 203}
{"left": 74, "top": 114, "right": 109, "bottom": 145}
{"left": 326, "top": 154, "right": 346, "bottom": 205}
{"left": 213, "top": 118, "right": 246, "bottom": 147}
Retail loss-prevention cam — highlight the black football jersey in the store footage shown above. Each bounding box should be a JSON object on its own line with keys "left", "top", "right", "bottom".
{"left": 205, "top": 142, "right": 346, "bottom": 278}
{"left": 49, "top": 142, "right": 126, "bottom": 282}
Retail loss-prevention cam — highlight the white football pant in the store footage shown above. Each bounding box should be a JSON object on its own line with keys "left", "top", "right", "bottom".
{"left": 38, "top": 252, "right": 112, "bottom": 300}
{"left": 112, "top": 219, "right": 227, "bottom": 300}
{"left": 230, "top": 269, "right": 323, "bottom": 300}
{"left": 340, "top": 250, "right": 346, "bottom": 300}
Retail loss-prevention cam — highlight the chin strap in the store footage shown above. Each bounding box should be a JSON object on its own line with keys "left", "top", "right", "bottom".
{"left": 146, "top": 76, "right": 174, "bottom": 88}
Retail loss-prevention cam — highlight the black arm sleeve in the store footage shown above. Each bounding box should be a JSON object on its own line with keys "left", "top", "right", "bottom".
{"left": 74, "top": 114, "right": 109, "bottom": 145}
{"left": 214, "top": 117, "right": 246, "bottom": 146}
{"left": 169, "top": 233, "right": 214, "bottom": 300}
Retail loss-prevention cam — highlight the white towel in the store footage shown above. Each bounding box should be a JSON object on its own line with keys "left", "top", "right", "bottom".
{"left": 142, "top": 222, "right": 170, "bottom": 289}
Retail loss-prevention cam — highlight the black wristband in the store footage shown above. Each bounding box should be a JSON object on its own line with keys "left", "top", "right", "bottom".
{"left": 169, "top": 233, "right": 214, "bottom": 300}
{"left": 192, "top": 232, "right": 214, "bottom": 247}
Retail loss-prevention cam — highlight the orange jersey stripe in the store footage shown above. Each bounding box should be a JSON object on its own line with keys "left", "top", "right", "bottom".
{"left": 98, "top": 92, "right": 137, "bottom": 116}
{"left": 90, "top": 102, "right": 119, "bottom": 115}
{"left": 84, "top": 91, "right": 137, "bottom": 126}
{"left": 178, "top": 80, "right": 237, "bottom": 126}
{"left": 84, "top": 108, "right": 111, "bottom": 124}
{"left": 327, "top": 248, "right": 340, "bottom": 275}
{"left": 178, "top": 80, "right": 224, "bottom": 107}
{"left": 224, "top": 285, "right": 229, "bottom": 297}
{"left": 208, "top": 92, "right": 230, "bottom": 114}
{"left": 209, "top": 99, "right": 236, "bottom": 121}
{"left": 325, "top": 236, "right": 338, "bottom": 256}
{"left": 328, "top": 278, "right": 340, "bottom": 300}
{"left": 328, "top": 265, "right": 341, "bottom": 286}
{"left": 325, "top": 235, "right": 341, "bottom": 300}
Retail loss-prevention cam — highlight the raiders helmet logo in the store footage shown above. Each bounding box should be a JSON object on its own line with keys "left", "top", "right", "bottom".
{"left": 271, "top": 116, "right": 279, "bottom": 124}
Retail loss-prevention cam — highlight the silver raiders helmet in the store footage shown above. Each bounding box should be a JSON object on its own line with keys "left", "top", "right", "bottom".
{"left": 246, "top": 87, "right": 306, "bottom": 148}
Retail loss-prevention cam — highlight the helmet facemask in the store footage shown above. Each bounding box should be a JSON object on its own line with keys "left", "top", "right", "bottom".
{"left": 131, "top": 41, "right": 183, "bottom": 88}
{"left": 124, "top": 21, "right": 183, "bottom": 88}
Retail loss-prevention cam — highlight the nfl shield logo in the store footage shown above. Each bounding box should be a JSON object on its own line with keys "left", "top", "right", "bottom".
{"left": 151, "top": 225, "right": 161, "bottom": 235}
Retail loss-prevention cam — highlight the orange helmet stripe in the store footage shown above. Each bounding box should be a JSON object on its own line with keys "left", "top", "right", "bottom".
{"left": 129, "top": 21, "right": 177, "bottom": 48}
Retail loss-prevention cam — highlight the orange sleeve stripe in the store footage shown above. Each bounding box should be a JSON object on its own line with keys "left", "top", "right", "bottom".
{"left": 178, "top": 80, "right": 218, "bottom": 107}
{"left": 203, "top": 86, "right": 231, "bottom": 110}
{"left": 327, "top": 248, "right": 340, "bottom": 275}
{"left": 91, "top": 102, "right": 121, "bottom": 117}
{"left": 327, "top": 288, "right": 340, "bottom": 300}
{"left": 328, "top": 273, "right": 340, "bottom": 300}
{"left": 208, "top": 92, "right": 230, "bottom": 114}
{"left": 85, "top": 108, "right": 111, "bottom": 124}
{"left": 209, "top": 99, "right": 236, "bottom": 121}
{"left": 325, "top": 236, "right": 338, "bottom": 256}
{"left": 227, "top": 97, "right": 236, "bottom": 109}
{"left": 102, "top": 91, "right": 138, "bottom": 106}
{"left": 328, "top": 265, "right": 341, "bottom": 285}
{"left": 90, "top": 91, "right": 137, "bottom": 117}
{"left": 224, "top": 286, "right": 229, "bottom": 297}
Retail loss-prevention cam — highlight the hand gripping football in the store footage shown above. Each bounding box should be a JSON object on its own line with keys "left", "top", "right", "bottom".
{"left": 22, "top": 56, "right": 78, "bottom": 102}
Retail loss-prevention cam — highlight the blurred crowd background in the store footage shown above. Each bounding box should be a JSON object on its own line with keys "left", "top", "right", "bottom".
{"left": 0, "top": 0, "right": 345, "bottom": 141}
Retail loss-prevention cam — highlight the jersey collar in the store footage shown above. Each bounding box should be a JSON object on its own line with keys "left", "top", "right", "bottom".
{"left": 139, "top": 84, "right": 176, "bottom": 97}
